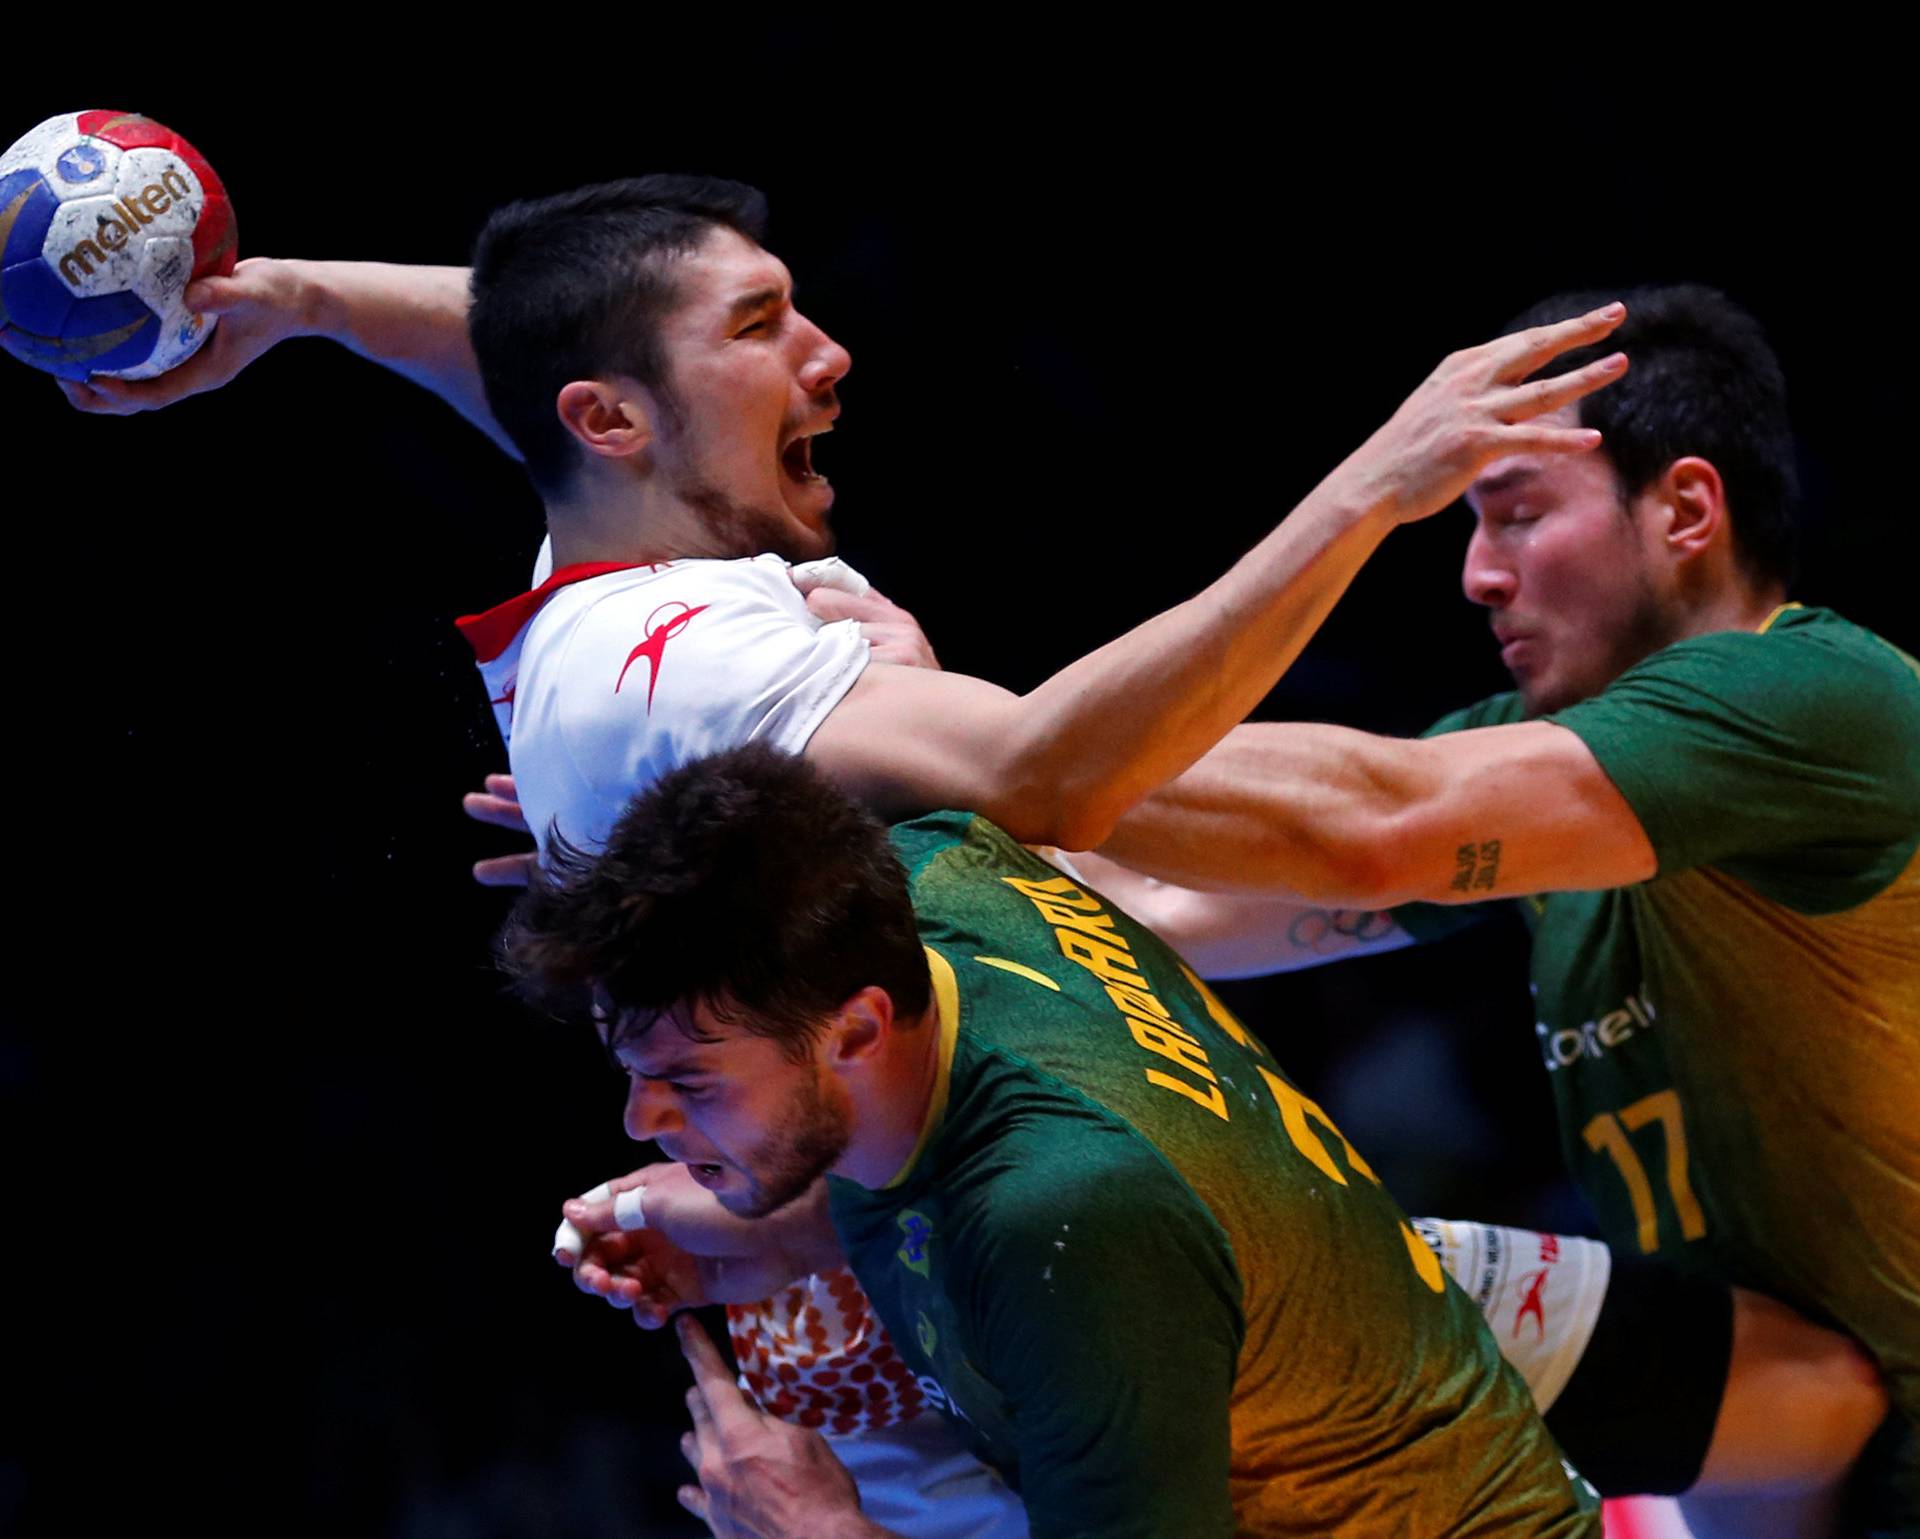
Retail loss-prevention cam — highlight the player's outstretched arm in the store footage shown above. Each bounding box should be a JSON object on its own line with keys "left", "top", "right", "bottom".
{"left": 1100, "top": 718, "right": 1656, "bottom": 905}
{"left": 55, "top": 258, "right": 515, "bottom": 456}
{"left": 806, "top": 306, "right": 1629, "bottom": 852}
{"left": 1062, "top": 848, "right": 1415, "bottom": 977}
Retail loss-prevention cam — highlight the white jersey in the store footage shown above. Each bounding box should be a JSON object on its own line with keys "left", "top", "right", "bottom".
{"left": 460, "top": 554, "right": 869, "bottom": 855}
{"left": 460, "top": 550, "right": 1030, "bottom": 1539}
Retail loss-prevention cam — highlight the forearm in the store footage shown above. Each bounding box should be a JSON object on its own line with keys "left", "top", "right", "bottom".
{"left": 291, "top": 259, "right": 517, "bottom": 457}
{"left": 1100, "top": 721, "right": 1419, "bottom": 901}
{"left": 1003, "top": 485, "right": 1396, "bottom": 848}
{"left": 655, "top": 1169, "right": 846, "bottom": 1290}
{"left": 1063, "top": 849, "right": 1411, "bottom": 977}
{"left": 810, "top": 494, "right": 1393, "bottom": 848}
{"left": 1102, "top": 718, "right": 1655, "bottom": 904}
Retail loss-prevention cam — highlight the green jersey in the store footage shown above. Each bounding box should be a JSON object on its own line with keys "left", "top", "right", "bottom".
{"left": 829, "top": 813, "right": 1601, "bottom": 1539}
{"left": 1415, "top": 605, "right": 1920, "bottom": 1528}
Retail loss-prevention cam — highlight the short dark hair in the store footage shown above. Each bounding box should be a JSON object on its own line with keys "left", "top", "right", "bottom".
{"left": 468, "top": 175, "right": 771, "bottom": 499}
{"left": 499, "top": 744, "right": 932, "bottom": 1060}
{"left": 1507, "top": 284, "right": 1799, "bottom": 589}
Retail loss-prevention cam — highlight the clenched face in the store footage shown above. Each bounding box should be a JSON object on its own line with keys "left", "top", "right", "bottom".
{"left": 645, "top": 225, "right": 852, "bottom": 563}
{"left": 1462, "top": 409, "right": 1682, "bottom": 716}
{"left": 607, "top": 997, "right": 851, "bottom": 1219}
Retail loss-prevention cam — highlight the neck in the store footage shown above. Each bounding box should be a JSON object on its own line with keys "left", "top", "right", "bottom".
{"left": 543, "top": 475, "right": 756, "bottom": 569}
{"left": 833, "top": 999, "right": 946, "bottom": 1191}
{"left": 1676, "top": 574, "right": 1790, "bottom": 643}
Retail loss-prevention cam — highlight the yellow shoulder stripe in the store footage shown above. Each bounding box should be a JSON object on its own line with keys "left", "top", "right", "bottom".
{"left": 973, "top": 956, "right": 1062, "bottom": 991}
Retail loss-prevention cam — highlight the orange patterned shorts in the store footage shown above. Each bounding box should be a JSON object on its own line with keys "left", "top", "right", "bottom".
{"left": 726, "top": 1267, "right": 928, "bottom": 1433}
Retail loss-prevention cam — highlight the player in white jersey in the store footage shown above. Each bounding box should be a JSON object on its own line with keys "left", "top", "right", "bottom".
{"left": 62, "top": 175, "right": 1879, "bottom": 1530}
{"left": 461, "top": 555, "right": 868, "bottom": 856}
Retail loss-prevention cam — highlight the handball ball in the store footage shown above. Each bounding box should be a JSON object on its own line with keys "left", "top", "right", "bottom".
{"left": 0, "top": 111, "right": 236, "bottom": 380}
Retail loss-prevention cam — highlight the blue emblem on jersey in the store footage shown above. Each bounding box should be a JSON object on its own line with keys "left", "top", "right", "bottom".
{"left": 896, "top": 1210, "right": 933, "bottom": 1276}
{"left": 55, "top": 144, "right": 107, "bottom": 184}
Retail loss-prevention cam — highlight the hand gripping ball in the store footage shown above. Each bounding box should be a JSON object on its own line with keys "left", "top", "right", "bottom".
{"left": 0, "top": 110, "right": 237, "bottom": 380}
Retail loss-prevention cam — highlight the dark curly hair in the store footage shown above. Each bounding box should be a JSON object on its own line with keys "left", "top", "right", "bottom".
{"left": 468, "top": 174, "right": 771, "bottom": 500}
{"left": 1505, "top": 284, "right": 1800, "bottom": 590}
{"left": 499, "top": 744, "right": 931, "bottom": 1060}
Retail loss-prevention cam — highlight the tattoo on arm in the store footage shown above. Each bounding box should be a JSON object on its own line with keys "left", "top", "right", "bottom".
{"left": 1448, "top": 838, "right": 1503, "bottom": 895}
{"left": 1286, "top": 906, "right": 1399, "bottom": 955}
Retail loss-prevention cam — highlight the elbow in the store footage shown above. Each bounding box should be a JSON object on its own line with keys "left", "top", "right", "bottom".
{"left": 980, "top": 732, "right": 1143, "bottom": 852}
{"left": 1761, "top": 1327, "right": 1890, "bottom": 1486}
{"left": 994, "top": 780, "right": 1132, "bottom": 855}
{"left": 1046, "top": 785, "right": 1135, "bottom": 855}
{"left": 1693, "top": 1289, "right": 1891, "bottom": 1497}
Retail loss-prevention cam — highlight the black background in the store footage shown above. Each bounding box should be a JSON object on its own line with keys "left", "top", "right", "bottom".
{"left": 5, "top": 40, "right": 1910, "bottom": 1536}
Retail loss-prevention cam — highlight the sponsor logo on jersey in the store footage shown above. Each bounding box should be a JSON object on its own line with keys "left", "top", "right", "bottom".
{"left": 614, "top": 601, "right": 710, "bottom": 709}
{"left": 56, "top": 167, "right": 196, "bottom": 284}
{"left": 56, "top": 144, "right": 107, "bottom": 184}
{"left": 896, "top": 1210, "right": 933, "bottom": 1276}
{"left": 1536, "top": 988, "right": 1656, "bottom": 1071}
{"left": 489, "top": 677, "right": 517, "bottom": 724}
{"left": 1513, "top": 1266, "right": 1550, "bottom": 1339}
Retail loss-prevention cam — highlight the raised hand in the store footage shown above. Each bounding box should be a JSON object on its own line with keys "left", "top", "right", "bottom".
{"left": 54, "top": 257, "right": 313, "bottom": 415}
{"left": 1329, "top": 301, "right": 1630, "bottom": 527}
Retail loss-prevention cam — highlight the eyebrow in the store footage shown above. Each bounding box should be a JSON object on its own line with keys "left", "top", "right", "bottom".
{"left": 1470, "top": 466, "right": 1539, "bottom": 500}
{"left": 724, "top": 285, "right": 789, "bottom": 327}
{"left": 604, "top": 1009, "right": 715, "bottom": 1080}
{"left": 605, "top": 1032, "right": 708, "bottom": 1082}
{"left": 633, "top": 1057, "right": 712, "bottom": 1083}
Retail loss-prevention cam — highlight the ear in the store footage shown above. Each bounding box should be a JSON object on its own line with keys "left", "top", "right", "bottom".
{"left": 555, "top": 378, "right": 654, "bottom": 464}
{"left": 824, "top": 985, "right": 896, "bottom": 1072}
{"left": 1657, "top": 455, "right": 1729, "bottom": 564}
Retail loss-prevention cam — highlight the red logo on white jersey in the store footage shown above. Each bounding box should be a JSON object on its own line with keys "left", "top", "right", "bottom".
{"left": 615, "top": 602, "right": 710, "bottom": 710}
{"left": 489, "top": 677, "right": 517, "bottom": 724}
{"left": 1514, "top": 1267, "right": 1550, "bottom": 1340}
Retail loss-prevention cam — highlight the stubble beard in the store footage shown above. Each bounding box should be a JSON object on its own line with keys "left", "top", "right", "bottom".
{"left": 730, "top": 1071, "right": 850, "bottom": 1219}
{"left": 681, "top": 478, "right": 834, "bottom": 565}
{"left": 1523, "top": 556, "right": 1680, "bottom": 717}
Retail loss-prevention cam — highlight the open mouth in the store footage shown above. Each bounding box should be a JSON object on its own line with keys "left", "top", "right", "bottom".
{"left": 780, "top": 427, "right": 829, "bottom": 486}
{"left": 688, "top": 1161, "right": 727, "bottom": 1187}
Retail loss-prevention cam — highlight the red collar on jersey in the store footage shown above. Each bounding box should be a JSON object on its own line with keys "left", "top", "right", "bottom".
{"left": 456, "top": 562, "right": 666, "bottom": 664}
